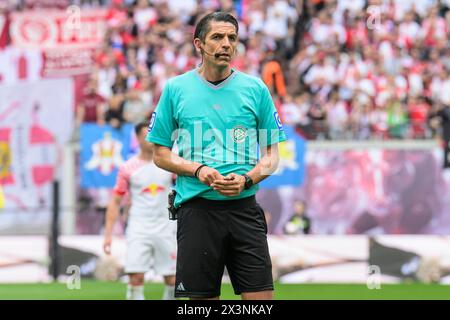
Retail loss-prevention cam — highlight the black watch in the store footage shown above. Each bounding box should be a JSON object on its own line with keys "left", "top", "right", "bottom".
{"left": 242, "top": 174, "right": 254, "bottom": 190}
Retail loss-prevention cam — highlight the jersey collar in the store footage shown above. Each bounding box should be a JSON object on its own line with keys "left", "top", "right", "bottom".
{"left": 194, "top": 67, "right": 238, "bottom": 90}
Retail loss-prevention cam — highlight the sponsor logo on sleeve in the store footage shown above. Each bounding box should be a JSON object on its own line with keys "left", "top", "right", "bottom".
{"left": 148, "top": 112, "right": 156, "bottom": 132}
{"left": 274, "top": 111, "right": 284, "bottom": 131}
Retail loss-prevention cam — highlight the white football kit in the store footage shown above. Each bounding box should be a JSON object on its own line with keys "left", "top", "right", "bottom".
{"left": 114, "top": 156, "right": 176, "bottom": 275}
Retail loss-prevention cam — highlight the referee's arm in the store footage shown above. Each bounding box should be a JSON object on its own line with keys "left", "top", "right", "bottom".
{"left": 245, "top": 143, "right": 279, "bottom": 184}
{"left": 212, "top": 143, "right": 280, "bottom": 197}
{"left": 153, "top": 144, "right": 224, "bottom": 185}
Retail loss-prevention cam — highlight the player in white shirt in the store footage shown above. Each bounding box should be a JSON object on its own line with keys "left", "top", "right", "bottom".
{"left": 103, "top": 122, "right": 176, "bottom": 300}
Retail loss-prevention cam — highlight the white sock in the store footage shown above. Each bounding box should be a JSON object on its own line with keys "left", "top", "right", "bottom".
{"left": 127, "top": 284, "right": 145, "bottom": 300}
{"left": 162, "top": 285, "right": 175, "bottom": 300}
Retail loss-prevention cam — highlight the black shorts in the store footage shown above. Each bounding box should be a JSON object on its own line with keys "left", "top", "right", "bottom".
{"left": 174, "top": 195, "right": 273, "bottom": 298}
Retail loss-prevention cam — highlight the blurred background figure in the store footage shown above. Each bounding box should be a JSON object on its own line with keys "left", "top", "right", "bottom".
{"left": 284, "top": 200, "right": 311, "bottom": 235}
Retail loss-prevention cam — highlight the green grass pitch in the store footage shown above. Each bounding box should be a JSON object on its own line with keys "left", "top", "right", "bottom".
{"left": 0, "top": 281, "right": 449, "bottom": 300}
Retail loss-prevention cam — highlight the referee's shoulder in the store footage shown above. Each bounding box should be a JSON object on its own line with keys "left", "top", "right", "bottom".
{"left": 235, "top": 70, "right": 260, "bottom": 83}
{"left": 165, "top": 70, "right": 195, "bottom": 89}
{"left": 234, "top": 70, "right": 267, "bottom": 91}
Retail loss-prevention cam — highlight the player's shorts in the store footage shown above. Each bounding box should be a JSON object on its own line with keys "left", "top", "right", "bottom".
{"left": 174, "top": 195, "right": 273, "bottom": 298}
{"left": 125, "top": 231, "right": 177, "bottom": 276}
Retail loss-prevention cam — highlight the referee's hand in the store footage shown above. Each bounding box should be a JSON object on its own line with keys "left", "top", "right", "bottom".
{"left": 197, "top": 166, "right": 224, "bottom": 186}
{"left": 211, "top": 173, "right": 245, "bottom": 197}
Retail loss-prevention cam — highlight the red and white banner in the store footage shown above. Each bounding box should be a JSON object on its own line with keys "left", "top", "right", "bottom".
{"left": 0, "top": 79, "right": 74, "bottom": 234}
{"left": 0, "top": 46, "right": 43, "bottom": 84}
{"left": 23, "top": 0, "right": 71, "bottom": 9}
{"left": 0, "top": 13, "right": 11, "bottom": 50}
{"left": 10, "top": 9, "right": 107, "bottom": 50}
{"left": 43, "top": 47, "right": 96, "bottom": 77}
{"left": 5, "top": 9, "right": 107, "bottom": 78}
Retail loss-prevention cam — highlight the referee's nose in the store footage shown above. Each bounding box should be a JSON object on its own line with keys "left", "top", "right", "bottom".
{"left": 221, "top": 36, "right": 231, "bottom": 50}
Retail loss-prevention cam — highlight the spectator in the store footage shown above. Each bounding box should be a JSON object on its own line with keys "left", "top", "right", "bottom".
{"left": 370, "top": 103, "right": 389, "bottom": 140}
{"left": 76, "top": 80, "right": 106, "bottom": 127}
{"left": 281, "top": 94, "right": 301, "bottom": 125}
{"left": 326, "top": 90, "right": 349, "bottom": 140}
{"left": 95, "top": 51, "right": 118, "bottom": 99}
{"left": 350, "top": 99, "right": 371, "bottom": 140}
{"left": 104, "top": 94, "right": 126, "bottom": 129}
{"left": 261, "top": 51, "right": 287, "bottom": 99}
{"left": 430, "top": 103, "right": 450, "bottom": 167}
{"left": 69, "top": 0, "right": 450, "bottom": 142}
{"left": 387, "top": 97, "right": 408, "bottom": 139}
{"left": 284, "top": 200, "right": 311, "bottom": 235}
{"left": 307, "top": 102, "right": 328, "bottom": 140}
{"left": 123, "top": 87, "right": 148, "bottom": 125}
{"left": 408, "top": 96, "right": 430, "bottom": 139}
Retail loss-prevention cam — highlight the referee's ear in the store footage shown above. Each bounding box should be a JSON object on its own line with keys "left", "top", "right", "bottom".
{"left": 193, "top": 38, "right": 203, "bottom": 56}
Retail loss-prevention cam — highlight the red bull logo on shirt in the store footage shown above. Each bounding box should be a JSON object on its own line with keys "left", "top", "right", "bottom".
{"left": 141, "top": 183, "right": 165, "bottom": 196}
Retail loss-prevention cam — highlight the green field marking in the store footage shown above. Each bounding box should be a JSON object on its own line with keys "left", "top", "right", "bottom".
{"left": 0, "top": 282, "right": 449, "bottom": 300}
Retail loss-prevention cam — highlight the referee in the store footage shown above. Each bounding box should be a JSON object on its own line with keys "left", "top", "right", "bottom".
{"left": 146, "top": 12, "right": 286, "bottom": 300}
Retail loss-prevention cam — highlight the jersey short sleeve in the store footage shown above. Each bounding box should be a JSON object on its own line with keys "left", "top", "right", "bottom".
{"left": 146, "top": 82, "right": 177, "bottom": 148}
{"left": 257, "top": 82, "right": 287, "bottom": 147}
{"left": 113, "top": 164, "right": 129, "bottom": 196}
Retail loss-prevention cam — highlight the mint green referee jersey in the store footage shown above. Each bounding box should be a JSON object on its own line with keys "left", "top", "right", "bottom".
{"left": 146, "top": 68, "right": 287, "bottom": 207}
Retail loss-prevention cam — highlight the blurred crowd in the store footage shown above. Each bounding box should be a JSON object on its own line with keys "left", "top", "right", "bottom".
{"left": 12, "top": 0, "right": 450, "bottom": 141}
{"left": 284, "top": 0, "right": 450, "bottom": 141}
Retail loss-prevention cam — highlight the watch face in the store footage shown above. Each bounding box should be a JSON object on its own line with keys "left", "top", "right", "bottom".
{"left": 244, "top": 175, "right": 253, "bottom": 189}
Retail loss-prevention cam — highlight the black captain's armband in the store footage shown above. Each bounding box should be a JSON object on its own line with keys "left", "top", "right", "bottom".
{"left": 168, "top": 190, "right": 178, "bottom": 220}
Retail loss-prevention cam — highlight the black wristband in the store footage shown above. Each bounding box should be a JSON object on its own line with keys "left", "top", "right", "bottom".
{"left": 194, "top": 164, "right": 206, "bottom": 178}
